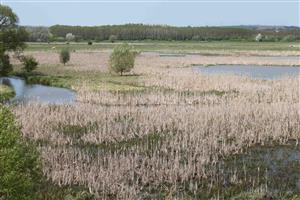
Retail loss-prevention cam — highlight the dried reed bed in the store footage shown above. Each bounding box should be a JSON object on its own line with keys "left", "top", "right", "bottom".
{"left": 217, "top": 50, "right": 300, "bottom": 57}
{"left": 10, "top": 51, "right": 109, "bottom": 72}
{"left": 76, "top": 75, "right": 299, "bottom": 106}
{"left": 134, "top": 53, "right": 299, "bottom": 72}
{"left": 13, "top": 69, "right": 300, "bottom": 198}
{"left": 139, "top": 67, "right": 299, "bottom": 97}
{"left": 10, "top": 51, "right": 299, "bottom": 73}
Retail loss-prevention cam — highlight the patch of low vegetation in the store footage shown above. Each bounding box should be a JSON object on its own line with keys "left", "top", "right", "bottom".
{"left": 13, "top": 70, "right": 72, "bottom": 88}
{"left": 20, "top": 55, "right": 39, "bottom": 73}
{"left": 13, "top": 65, "right": 144, "bottom": 92}
{"left": 175, "top": 89, "right": 238, "bottom": 97}
{"left": 56, "top": 122, "right": 99, "bottom": 140}
{"left": 38, "top": 184, "right": 95, "bottom": 200}
{"left": 80, "top": 132, "right": 166, "bottom": 156}
{"left": 83, "top": 114, "right": 168, "bottom": 153}
{"left": 25, "top": 75, "right": 72, "bottom": 88}
{"left": 0, "top": 85, "right": 15, "bottom": 102}
{"left": 53, "top": 118, "right": 167, "bottom": 155}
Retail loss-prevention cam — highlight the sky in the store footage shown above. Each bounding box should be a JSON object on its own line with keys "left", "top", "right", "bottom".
{"left": 1, "top": 0, "right": 300, "bottom": 27}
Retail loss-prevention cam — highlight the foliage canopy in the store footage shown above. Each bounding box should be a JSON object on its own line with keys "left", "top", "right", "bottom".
{"left": 60, "top": 48, "right": 70, "bottom": 65}
{"left": 0, "top": 104, "right": 42, "bottom": 200}
{"left": 109, "top": 43, "right": 135, "bottom": 76}
{"left": 21, "top": 55, "right": 39, "bottom": 72}
{"left": 0, "top": 5, "right": 28, "bottom": 76}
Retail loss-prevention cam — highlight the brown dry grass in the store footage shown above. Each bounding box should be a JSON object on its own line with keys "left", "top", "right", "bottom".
{"left": 11, "top": 52, "right": 109, "bottom": 72}
{"left": 135, "top": 53, "right": 300, "bottom": 71}
{"left": 10, "top": 52, "right": 299, "bottom": 74}
{"left": 6, "top": 45, "right": 299, "bottom": 199}
{"left": 13, "top": 55, "right": 300, "bottom": 198}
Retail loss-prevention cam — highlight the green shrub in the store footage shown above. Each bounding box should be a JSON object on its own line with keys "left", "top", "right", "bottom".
{"left": 0, "top": 85, "right": 15, "bottom": 102}
{"left": 109, "top": 35, "right": 117, "bottom": 43}
{"left": 281, "top": 35, "right": 297, "bottom": 42}
{"left": 192, "top": 35, "right": 201, "bottom": 41}
{"left": 109, "top": 43, "right": 135, "bottom": 76}
{"left": 60, "top": 49, "right": 70, "bottom": 65}
{"left": 21, "top": 56, "right": 38, "bottom": 72}
{"left": 0, "top": 104, "right": 42, "bottom": 200}
{"left": 88, "top": 41, "right": 93, "bottom": 45}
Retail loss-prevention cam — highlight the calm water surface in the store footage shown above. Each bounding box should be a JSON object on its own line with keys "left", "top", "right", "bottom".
{"left": 0, "top": 77, "right": 75, "bottom": 104}
{"left": 195, "top": 65, "right": 300, "bottom": 79}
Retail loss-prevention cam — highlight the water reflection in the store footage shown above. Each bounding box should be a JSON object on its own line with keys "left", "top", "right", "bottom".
{"left": 0, "top": 77, "right": 75, "bottom": 104}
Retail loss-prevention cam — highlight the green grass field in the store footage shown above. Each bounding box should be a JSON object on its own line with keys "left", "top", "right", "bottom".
{"left": 26, "top": 41, "right": 300, "bottom": 54}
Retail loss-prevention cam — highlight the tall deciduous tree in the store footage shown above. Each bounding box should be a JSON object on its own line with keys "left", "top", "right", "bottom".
{"left": 0, "top": 5, "right": 28, "bottom": 76}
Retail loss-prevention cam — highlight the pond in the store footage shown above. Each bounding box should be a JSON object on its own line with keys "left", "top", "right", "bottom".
{"left": 0, "top": 77, "right": 75, "bottom": 104}
{"left": 195, "top": 65, "right": 300, "bottom": 79}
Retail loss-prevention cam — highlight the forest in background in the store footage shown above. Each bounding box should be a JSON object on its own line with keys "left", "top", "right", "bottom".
{"left": 25, "top": 24, "right": 300, "bottom": 42}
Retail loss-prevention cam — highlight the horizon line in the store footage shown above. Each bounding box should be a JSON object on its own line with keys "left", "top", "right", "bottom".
{"left": 22, "top": 23, "right": 300, "bottom": 28}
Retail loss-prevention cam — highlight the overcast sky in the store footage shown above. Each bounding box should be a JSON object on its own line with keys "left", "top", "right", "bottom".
{"left": 2, "top": 0, "right": 300, "bottom": 27}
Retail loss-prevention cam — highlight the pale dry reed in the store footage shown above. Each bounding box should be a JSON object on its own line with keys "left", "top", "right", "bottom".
{"left": 13, "top": 66, "right": 300, "bottom": 199}
{"left": 10, "top": 52, "right": 300, "bottom": 73}
{"left": 135, "top": 53, "right": 300, "bottom": 71}
{"left": 11, "top": 52, "right": 109, "bottom": 72}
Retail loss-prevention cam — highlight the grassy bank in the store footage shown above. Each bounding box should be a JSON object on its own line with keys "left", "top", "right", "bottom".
{"left": 0, "top": 85, "right": 15, "bottom": 102}
{"left": 13, "top": 67, "right": 144, "bottom": 93}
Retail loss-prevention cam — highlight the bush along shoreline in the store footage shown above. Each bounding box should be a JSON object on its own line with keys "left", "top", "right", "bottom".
{"left": 0, "top": 85, "right": 15, "bottom": 103}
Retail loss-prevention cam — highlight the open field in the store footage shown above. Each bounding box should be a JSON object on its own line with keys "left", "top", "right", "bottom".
{"left": 6, "top": 43, "right": 300, "bottom": 199}
{"left": 25, "top": 41, "right": 300, "bottom": 56}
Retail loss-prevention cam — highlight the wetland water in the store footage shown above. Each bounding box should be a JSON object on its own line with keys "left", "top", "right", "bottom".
{"left": 0, "top": 77, "right": 75, "bottom": 104}
{"left": 221, "top": 145, "right": 300, "bottom": 193}
{"left": 195, "top": 65, "right": 300, "bottom": 79}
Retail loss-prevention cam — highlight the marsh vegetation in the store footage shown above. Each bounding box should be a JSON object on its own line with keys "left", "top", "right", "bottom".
{"left": 1, "top": 4, "right": 300, "bottom": 200}
{"left": 3, "top": 46, "right": 298, "bottom": 199}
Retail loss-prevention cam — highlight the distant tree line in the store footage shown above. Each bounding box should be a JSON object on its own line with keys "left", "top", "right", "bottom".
{"left": 25, "top": 26, "right": 52, "bottom": 42}
{"left": 25, "top": 24, "right": 300, "bottom": 42}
